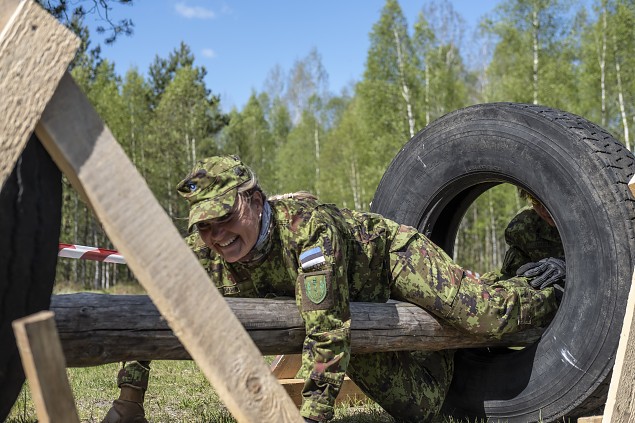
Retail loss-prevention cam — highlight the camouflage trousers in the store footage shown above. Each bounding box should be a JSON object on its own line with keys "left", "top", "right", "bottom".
{"left": 348, "top": 349, "right": 454, "bottom": 423}
{"left": 343, "top": 232, "right": 558, "bottom": 422}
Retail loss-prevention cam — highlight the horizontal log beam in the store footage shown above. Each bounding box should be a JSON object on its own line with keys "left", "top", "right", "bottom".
{"left": 51, "top": 293, "right": 544, "bottom": 367}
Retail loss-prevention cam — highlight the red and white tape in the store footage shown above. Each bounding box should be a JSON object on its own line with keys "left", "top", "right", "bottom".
{"left": 58, "top": 243, "right": 126, "bottom": 265}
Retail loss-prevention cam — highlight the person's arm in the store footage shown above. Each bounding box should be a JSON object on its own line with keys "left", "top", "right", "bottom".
{"left": 293, "top": 209, "right": 351, "bottom": 422}
{"left": 500, "top": 245, "right": 532, "bottom": 278}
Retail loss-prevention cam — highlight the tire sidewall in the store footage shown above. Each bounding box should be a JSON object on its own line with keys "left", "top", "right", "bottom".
{"left": 372, "top": 103, "right": 634, "bottom": 421}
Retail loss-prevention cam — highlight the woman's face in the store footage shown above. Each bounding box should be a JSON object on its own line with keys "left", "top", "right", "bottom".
{"left": 196, "top": 192, "right": 263, "bottom": 263}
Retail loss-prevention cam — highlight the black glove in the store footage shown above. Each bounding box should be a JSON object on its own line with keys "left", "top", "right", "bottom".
{"left": 304, "top": 419, "right": 319, "bottom": 423}
{"left": 516, "top": 257, "right": 566, "bottom": 289}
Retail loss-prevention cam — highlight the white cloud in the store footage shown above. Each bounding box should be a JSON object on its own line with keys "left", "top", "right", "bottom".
{"left": 175, "top": 2, "right": 215, "bottom": 19}
{"left": 201, "top": 48, "right": 216, "bottom": 59}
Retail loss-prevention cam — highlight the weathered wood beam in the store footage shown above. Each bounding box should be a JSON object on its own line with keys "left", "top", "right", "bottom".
{"left": 52, "top": 293, "right": 544, "bottom": 367}
{"left": 0, "top": 0, "right": 79, "bottom": 189}
{"left": 12, "top": 311, "right": 80, "bottom": 423}
{"left": 603, "top": 265, "right": 635, "bottom": 422}
{"left": 36, "top": 72, "right": 303, "bottom": 422}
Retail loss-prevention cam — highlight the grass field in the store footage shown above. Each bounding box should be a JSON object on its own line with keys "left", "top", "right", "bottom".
{"left": 8, "top": 282, "right": 396, "bottom": 422}
{"left": 7, "top": 360, "right": 398, "bottom": 423}
{"left": 9, "top": 360, "right": 575, "bottom": 423}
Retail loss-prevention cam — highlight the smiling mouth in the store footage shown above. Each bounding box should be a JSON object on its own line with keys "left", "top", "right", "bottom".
{"left": 218, "top": 236, "right": 238, "bottom": 248}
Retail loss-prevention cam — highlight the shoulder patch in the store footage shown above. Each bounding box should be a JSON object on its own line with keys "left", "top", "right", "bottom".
{"left": 300, "top": 247, "right": 326, "bottom": 270}
{"left": 299, "top": 271, "right": 333, "bottom": 311}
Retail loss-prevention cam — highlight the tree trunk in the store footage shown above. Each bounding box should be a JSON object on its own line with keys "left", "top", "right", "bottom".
{"left": 425, "top": 63, "right": 430, "bottom": 126}
{"left": 349, "top": 158, "right": 361, "bottom": 211}
{"left": 488, "top": 191, "right": 498, "bottom": 269}
{"left": 393, "top": 28, "right": 416, "bottom": 138}
{"left": 600, "top": 0, "right": 607, "bottom": 126}
{"left": 72, "top": 191, "right": 78, "bottom": 284}
{"left": 314, "top": 124, "right": 320, "bottom": 198}
{"left": 532, "top": 8, "right": 539, "bottom": 105}
{"left": 612, "top": 32, "right": 630, "bottom": 150}
{"left": 51, "top": 293, "right": 543, "bottom": 367}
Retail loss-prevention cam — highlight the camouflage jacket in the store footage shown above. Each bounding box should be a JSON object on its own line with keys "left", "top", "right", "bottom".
{"left": 500, "top": 208, "right": 564, "bottom": 278}
{"left": 186, "top": 197, "right": 415, "bottom": 421}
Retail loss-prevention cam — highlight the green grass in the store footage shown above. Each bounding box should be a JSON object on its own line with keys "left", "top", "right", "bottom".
{"left": 6, "top": 283, "right": 546, "bottom": 422}
{"left": 8, "top": 283, "right": 399, "bottom": 422}
{"left": 7, "top": 360, "right": 397, "bottom": 422}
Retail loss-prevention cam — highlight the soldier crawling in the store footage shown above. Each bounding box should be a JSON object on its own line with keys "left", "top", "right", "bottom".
{"left": 102, "top": 156, "right": 564, "bottom": 423}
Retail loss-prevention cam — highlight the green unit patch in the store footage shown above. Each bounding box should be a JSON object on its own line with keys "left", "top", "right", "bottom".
{"left": 305, "top": 274, "right": 327, "bottom": 304}
{"left": 299, "top": 270, "right": 333, "bottom": 311}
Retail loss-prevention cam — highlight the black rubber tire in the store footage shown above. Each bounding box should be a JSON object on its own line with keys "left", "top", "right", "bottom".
{"left": 371, "top": 103, "right": 635, "bottom": 422}
{"left": 0, "top": 135, "right": 61, "bottom": 419}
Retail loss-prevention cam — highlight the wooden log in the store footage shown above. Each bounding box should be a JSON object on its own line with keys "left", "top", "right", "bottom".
{"left": 51, "top": 293, "right": 544, "bottom": 367}
{"left": 0, "top": 0, "right": 79, "bottom": 189}
{"left": 12, "top": 311, "right": 80, "bottom": 423}
{"left": 35, "top": 73, "right": 303, "bottom": 423}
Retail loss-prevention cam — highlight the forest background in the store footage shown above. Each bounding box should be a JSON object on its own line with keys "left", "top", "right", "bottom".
{"left": 46, "top": 0, "right": 635, "bottom": 289}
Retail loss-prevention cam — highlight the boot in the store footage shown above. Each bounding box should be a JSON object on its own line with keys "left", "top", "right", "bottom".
{"left": 101, "top": 384, "right": 148, "bottom": 423}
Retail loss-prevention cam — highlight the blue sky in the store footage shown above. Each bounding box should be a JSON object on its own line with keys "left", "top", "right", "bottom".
{"left": 85, "top": 1, "right": 505, "bottom": 112}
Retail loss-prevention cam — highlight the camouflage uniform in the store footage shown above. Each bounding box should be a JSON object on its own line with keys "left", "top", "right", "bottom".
{"left": 184, "top": 195, "right": 557, "bottom": 422}
{"left": 118, "top": 157, "right": 559, "bottom": 422}
{"left": 501, "top": 208, "right": 564, "bottom": 277}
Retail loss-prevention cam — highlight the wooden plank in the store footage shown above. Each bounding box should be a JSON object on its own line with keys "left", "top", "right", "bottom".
{"left": 49, "top": 293, "right": 545, "bottom": 366}
{"left": 12, "top": 311, "right": 80, "bottom": 423}
{"left": 629, "top": 174, "right": 635, "bottom": 199}
{"left": 0, "top": 0, "right": 20, "bottom": 32}
{"left": 0, "top": 0, "right": 79, "bottom": 189}
{"left": 603, "top": 267, "right": 635, "bottom": 423}
{"left": 578, "top": 417, "right": 602, "bottom": 423}
{"left": 604, "top": 176, "right": 635, "bottom": 423}
{"left": 279, "top": 378, "right": 366, "bottom": 407}
{"left": 271, "top": 354, "right": 302, "bottom": 379}
{"left": 35, "top": 73, "right": 302, "bottom": 423}
{"left": 271, "top": 354, "right": 368, "bottom": 406}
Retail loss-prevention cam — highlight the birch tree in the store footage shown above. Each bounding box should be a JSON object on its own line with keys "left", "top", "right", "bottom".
{"left": 149, "top": 66, "right": 222, "bottom": 228}
{"left": 610, "top": 0, "right": 635, "bottom": 149}
{"left": 357, "top": 0, "right": 421, "bottom": 203}
{"left": 413, "top": 0, "right": 470, "bottom": 124}
{"left": 121, "top": 68, "right": 152, "bottom": 177}
{"left": 483, "top": 0, "right": 575, "bottom": 107}
{"left": 321, "top": 96, "right": 367, "bottom": 210}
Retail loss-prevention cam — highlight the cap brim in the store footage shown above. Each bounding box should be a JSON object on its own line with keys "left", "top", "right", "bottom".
{"left": 188, "top": 189, "right": 238, "bottom": 231}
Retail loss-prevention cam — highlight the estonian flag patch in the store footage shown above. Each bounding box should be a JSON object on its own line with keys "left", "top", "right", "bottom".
{"left": 299, "top": 246, "right": 326, "bottom": 270}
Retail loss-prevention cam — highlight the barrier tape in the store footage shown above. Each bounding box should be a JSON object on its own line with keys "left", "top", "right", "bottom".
{"left": 58, "top": 243, "right": 126, "bottom": 265}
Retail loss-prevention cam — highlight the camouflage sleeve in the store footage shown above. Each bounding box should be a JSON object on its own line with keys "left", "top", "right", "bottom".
{"left": 295, "top": 208, "right": 351, "bottom": 422}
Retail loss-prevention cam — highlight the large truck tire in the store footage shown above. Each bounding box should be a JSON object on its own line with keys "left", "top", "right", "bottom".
{"left": 0, "top": 135, "right": 61, "bottom": 419}
{"left": 371, "top": 103, "right": 635, "bottom": 422}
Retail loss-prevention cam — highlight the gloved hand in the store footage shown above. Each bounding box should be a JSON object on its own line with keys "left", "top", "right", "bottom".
{"left": 304, "top": 419, "right": 319, "bottom": 423}
{"left": 516, "top": 257, "right": 566, "bottom": 290}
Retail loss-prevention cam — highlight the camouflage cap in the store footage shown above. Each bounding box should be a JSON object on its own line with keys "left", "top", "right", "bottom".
{"left": 176, "top": 155, "right": 252, "bottom": 230}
